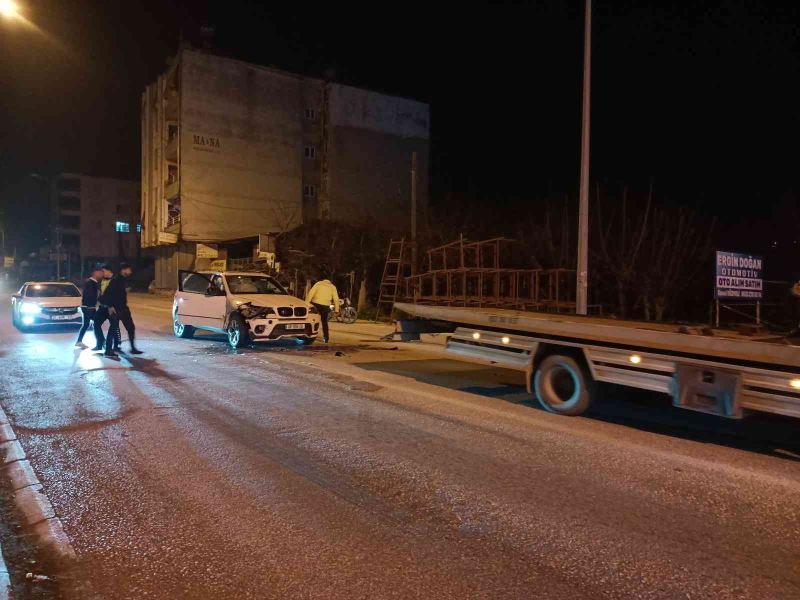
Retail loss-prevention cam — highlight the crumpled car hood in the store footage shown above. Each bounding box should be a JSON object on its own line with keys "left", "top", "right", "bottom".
{"left": 230, "top": 294, "right": 307, "bottom": 308}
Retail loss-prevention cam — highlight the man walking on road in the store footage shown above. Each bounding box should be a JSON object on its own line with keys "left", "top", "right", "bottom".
{"left": 99, "top": 262, "right": 142, "bottom": 356}
{"left": 90, "top": 264, "right": 114, "bottom": 351}
{"left": 75, "top": 264, "right": 104, "bottom": 348}
{"left": 306, "top": 278, "right": 340, "bottom": 343}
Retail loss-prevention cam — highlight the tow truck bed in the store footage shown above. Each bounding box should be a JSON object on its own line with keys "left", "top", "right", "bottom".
{"left": 395, "top": 303, "right": 800, "bottom": 420}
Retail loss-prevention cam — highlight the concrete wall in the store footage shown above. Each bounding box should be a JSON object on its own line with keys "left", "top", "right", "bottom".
{"left": 326, "top": 127, "right": 429, "bottom": 228}
{"left": 179, "top": 50, "right": 308, "bottom": 241}
{"left": 326, "top": 84, "right": 430, "bottom": 230}
{"left": 150, "top": 242, "right": 197, "bottom": 289}
{"left": 79, "top": 176, "right": 140, "bottom": 260}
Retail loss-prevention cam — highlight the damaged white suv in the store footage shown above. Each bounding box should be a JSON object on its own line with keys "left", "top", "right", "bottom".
{"left": 173, "top": 271, "right": 321, "bottom": 348}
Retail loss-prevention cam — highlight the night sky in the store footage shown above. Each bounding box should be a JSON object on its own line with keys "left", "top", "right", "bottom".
{"left": 1, "top": 1, "right": 798, "bottom": 245}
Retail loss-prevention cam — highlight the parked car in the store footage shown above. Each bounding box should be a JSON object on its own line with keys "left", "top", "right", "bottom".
{"left": 11, "top": 281, "right": 82, "bottom": 330}
{"left": 173, "top": 271, "right": 321, "bottom": 348}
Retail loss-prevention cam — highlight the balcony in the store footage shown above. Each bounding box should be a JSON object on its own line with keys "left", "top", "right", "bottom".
{"left": 164, "top": 179, "right": 179, "bottom": 200}
{"left": 166, "top": 198, "right": 181, "bottom": 230}
{"left": 165, "top": 135, "right": 178, "bottom": 162}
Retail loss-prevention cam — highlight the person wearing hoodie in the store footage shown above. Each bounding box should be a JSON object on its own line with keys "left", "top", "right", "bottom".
{"left": 305, "top": 278, "right": 340, "bottom": 343}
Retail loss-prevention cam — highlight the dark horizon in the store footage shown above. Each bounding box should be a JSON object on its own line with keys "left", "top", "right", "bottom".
{"left": 1, "top": 1, "right": 798, "bottom": 230}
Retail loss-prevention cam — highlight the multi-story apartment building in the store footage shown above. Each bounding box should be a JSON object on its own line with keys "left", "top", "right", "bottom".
{"left": 141, "top": 48, "right": 429, "bottom": 288}
{"left": 51, "top": 173, "right": 141, "bottom": 274}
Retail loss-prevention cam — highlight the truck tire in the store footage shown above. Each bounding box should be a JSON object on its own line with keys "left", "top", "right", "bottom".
{"left": 174, "top": 320, "right": 194, "bottom": 339}
{"left": 227, "top": 313, "right": 249, "bottom": 349}
{"left": 533, "top": 354, "right": 594, "bottom": 416}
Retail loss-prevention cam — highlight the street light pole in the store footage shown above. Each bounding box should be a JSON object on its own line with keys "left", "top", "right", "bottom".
{"left": 411, "top": 152, "right": 418, "bottom": 276}
{"left": 576, "top": 0, "right": 592, "bottom": 315}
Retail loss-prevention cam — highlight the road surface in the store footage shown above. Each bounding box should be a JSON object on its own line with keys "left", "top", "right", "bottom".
{"left": 0, "top": 290, "right": 799, "bottom": 599}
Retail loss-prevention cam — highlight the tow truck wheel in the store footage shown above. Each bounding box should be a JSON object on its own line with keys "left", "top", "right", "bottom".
{"left": 227, "top": 314, "right": 248, "bottom": 349}
{"left": 533, "top": 354, "right": 594, "bottom": 416}
{"left": 174, "top": 320, "right": 194, "bottom": 339}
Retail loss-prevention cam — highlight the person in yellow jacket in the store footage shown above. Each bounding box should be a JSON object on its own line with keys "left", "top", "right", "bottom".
{"left": 306, "top": 279, "right": 340, "bottom": 343}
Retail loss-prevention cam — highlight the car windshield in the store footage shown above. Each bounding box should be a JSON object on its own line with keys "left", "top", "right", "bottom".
{"left": 225, "top": 275, "right": 287, "bottom": 295}
{"left": 25, "top": 284, "right": 80, "bottom": 298}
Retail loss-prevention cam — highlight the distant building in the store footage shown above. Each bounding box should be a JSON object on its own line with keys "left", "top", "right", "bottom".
{"left": 141, "top": 48, "right": 430, "bottom": 288}
{"left": 51, "top": 173, "right": 140, "bottom": 274}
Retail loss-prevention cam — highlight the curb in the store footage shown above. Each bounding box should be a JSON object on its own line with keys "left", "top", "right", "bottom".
{"left": 0, "top": 544, "right": 9, "bottom": 600}
{"left": 0, "top": 407, "right": 77, "bottom": 572}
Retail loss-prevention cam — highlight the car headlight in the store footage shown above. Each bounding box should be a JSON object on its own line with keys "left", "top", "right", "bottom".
{"left": 20, "top": 302, "right": 42, "bottom": 315}
{"left": 239, "top": 303, "right": 275, "bottom": 319}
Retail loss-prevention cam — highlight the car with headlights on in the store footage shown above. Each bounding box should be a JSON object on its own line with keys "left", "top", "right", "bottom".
{"left": 173, "top": 271, "right": 321, "bottom": 348}
{"left": 11, "top": 281, "right": 82, "bottom": 330}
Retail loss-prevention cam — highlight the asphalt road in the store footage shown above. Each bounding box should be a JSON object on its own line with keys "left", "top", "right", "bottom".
{"left": 0, "top": 290, "right": 799, "bottom": 599}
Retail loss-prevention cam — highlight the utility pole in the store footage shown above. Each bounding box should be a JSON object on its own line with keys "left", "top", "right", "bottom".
{"left": 411, "top": 152, "right": 418, "bottom": 276}
{"left": 576, "top": 0, "right": 592, "bottom": 315}
{"left": 56, "top": 226, "right": 62, "bottom": 280}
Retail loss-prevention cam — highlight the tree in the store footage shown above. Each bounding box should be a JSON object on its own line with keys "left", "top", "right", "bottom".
{"left": 277, "top": 220, "right": 389, "bottom": 295}
{"left": 638, "top": 206, "right": 715, "bottom": 321}
{"left": 593, "top": 183, "right": 651, "bottom": 319}
{"left": 593, "top": 182, "right": 715, "bottom": 321}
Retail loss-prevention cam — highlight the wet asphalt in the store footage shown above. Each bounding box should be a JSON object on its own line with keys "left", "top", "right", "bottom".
{"left": 0, "top": 293, "right": 799, "bottom": 599}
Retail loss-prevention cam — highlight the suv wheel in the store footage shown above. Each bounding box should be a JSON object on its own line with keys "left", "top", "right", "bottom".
{"left": 174, "top": 320, "right": 195, "bottom": 339}
{"left": 227, "top": 314, "right": 248, "bottom": 349}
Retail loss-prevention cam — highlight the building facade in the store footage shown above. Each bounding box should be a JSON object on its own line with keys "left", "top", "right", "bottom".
{"left": 51, "top": 173, "right": 141, "bottom": 275}
{"left": 141, "top": 48, "right": 429, "bottom": 288}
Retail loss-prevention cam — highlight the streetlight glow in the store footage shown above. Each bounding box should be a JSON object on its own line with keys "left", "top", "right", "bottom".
{"left": 0, "top": 0, "right": 19, "bottom": 18}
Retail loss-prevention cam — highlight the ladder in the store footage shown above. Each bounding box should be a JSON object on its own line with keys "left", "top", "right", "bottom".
{"left": 376, "top": 239, "right": 411, "bottom": 319}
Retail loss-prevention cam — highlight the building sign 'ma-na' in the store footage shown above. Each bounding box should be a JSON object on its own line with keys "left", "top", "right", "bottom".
{"left": 192, "top": 134, "right": 221, "bottom": 153}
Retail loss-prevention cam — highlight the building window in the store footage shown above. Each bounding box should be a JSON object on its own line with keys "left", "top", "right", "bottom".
{"left": 136, "top": 223, "right": 142, "bottom": 233}
{"left": 305, "top": 108, "right": 315, "bottom": 120}
{"left": 58, "top": 215, "right": 80, "bottom": 229}
{"left": 303, "top": 184, "right": 316, "bottom": 199}
{"left": 58, "top": 195, "right": 80, "bottom": 211}
{"left": 61, "top": 233, "right": 80, "bottom": 248}
{"left": 115, "top": 221, "right": 130, "bottom": 233}
{"left": 304, "top": 146, "right": 316, "bottom": 159}
{"left": 57, "top": 177, "right": 81, "bottom": 192}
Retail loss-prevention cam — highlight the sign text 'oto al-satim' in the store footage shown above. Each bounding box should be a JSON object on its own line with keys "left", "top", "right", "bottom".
{"left": 715, "top": 251, "right": 763, "bottom": 301}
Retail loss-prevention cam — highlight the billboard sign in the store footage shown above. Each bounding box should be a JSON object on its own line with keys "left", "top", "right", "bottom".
{"left": 196, "top": 243, "right": 219, "bottom": 259}
{"left": 715, "top": 251, "right": 762, "bottom": 301}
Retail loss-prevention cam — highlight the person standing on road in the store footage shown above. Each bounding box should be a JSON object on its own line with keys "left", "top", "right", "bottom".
{"left": 90, "top": 264, "right": 114, "bottom": 351}
{"left": 306, "top": 278, "right": 340, "bottom": 343}
{"left": 99, "top": 262, "right": 142, "bottom": 356}
{"left": 75, "top": 264, "right": 104, "bottom": 348}
{"left": 114, "top": 262, "right": 141, "bottom": 354}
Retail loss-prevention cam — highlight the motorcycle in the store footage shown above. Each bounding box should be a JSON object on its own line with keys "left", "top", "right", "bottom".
{"left": 331, "top": 297, "right": 358, "bottom": 324}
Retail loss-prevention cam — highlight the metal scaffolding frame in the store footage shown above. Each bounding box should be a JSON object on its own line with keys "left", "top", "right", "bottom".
{"left": 396, "top": 235, "right": 579, "bottom": 312}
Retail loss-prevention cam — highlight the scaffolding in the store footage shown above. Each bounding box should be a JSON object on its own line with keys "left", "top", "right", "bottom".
{"left": 398, "top": 235, "right": 580, "bottom": 312}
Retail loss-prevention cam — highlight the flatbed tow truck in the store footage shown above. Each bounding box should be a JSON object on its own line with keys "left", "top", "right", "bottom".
{"left": 394, "top": 302, "right": 800, "bottom": 421}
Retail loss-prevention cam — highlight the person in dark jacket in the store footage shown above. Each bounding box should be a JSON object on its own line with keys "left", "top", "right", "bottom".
{"left": 75, "top": 265, "right": 104, "bottom": 348}
{"left": 99, "top": 262, "right": 142, "bottom": 356}
{"left": 91, "top": 264, "right": 114, "bottom": 351}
